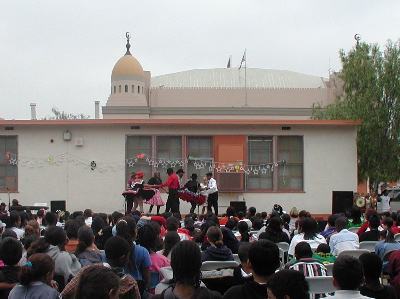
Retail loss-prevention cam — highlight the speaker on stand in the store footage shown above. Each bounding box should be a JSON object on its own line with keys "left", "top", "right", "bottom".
{"left": 230, "top": 201, "right": 247, "bottom": 215}
{"left": 50, "top": 201, "right": 66, "bottom": 213}
{"left": 332, "top": 191, "right": 354, "bottom": 215}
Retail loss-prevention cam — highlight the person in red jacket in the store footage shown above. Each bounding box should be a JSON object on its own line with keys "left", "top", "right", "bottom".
{"left": 155, "top": 168, "right": 180, "bottom": 214}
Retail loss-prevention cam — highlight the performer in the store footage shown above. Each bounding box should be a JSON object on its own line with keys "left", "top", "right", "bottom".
{"left": 199, "top": 176, "right": 209, "bottom": 215}
{"left": 176, "top": 169, "right": 185, "bottom": 188}
{"left": 156, "top": 168, "right": 180, "bottom": 214}
{"left": 179, "top": 174, "right": 206, "bottom": 214}
{"left": 206, "top": 172, "right": 219, "bottom": 216}
{"left": 144, "top": 172, "right": 165, "bottom": 214}
{"left": 122, "top": 171, "right": 154, "bottom": 214}
{"left": 122, "top": 172, "right": 136, "bottom": 215}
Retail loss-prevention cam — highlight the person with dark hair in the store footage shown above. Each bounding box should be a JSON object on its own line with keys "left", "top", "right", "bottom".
{"left": 348, "top": 207, "right": 365, "bottom": 228}
{"left": 237, "top": 220, "right": 253, "bottom": 242}
{"left": 259, "top": 216, "right": 290, "bottom": 243}
{"left": 202, "top": 226, "right": 233, "bottom": 262}
{"left": 73, "top": 225, "right": 103, "bottom": 265}
{"left": 288, "top": 217, "right": 326, "bottom": 256}
{"left": 64, "top": 219, "right": 85, "bottom": 253}
{"left": 166, "top": 216, "right": 190, "bottom": 241}
{"left": 92, "top": 214, "right": 113, "bottom": 250}
{"left": 329, "top": 216, "right": 359, "bottom": 256}
{"left": 359, "top": 214, "right": 381, "bottom": 241}
{"left": 205, "top": 172, "right": 219, "bottom": 216}
{"left": 72, "top": 265, "right": 120, "bottom": 299}
{"left": 232, "top": 242, "right": 253, "bottom": 285}
{"left": 151, "top": 240, "right": 222, "bottom": 299}
{"left": 137, "top": 224, "right": 170, "bottom": 293}
{"left": 324, "top": 255, "right": 370, "bottom": 298}
{"left": 223, "top": 240, "right": 280, "bottom": 298}
{"left": 8, "top": 253, "right": 60, "bottom": 299}
{"left": 83, "top": 209, "right": 93, "bottom": 226}
{"left": 8, "top": 211, "right": 24, "bottom": 240}
{"left": 267, "top": 269, "right": 309, "bottom": 299}
{"left": 285, "top": 242, "right": 327, "bottom": 277}
{"left": 375, "top": 229, "right": 400, "bottom": 273}
{"left": 25, "top": 226, "right": 81, "bottom": 286}
{"left": 62, "top": 236, "right": 140, "bottom": 299}
{"left": 157, "top": 231, "right": 180, "bottom": 261}
{"left": 2, "top": 230, "right": 17, "bottom": 239}
{"left": 320, "top": 214, "right": 339, "bottom": 239}
{"left": 219, "top": 206, "right": 239, "bottom": 226}
{"left": 22, "top": 219, "right": 40, "bottom": 243}
{"left": 225, "top": 217, "right": 238, "bottom": 231}
{"left": 114, "top": 216, "right": 151, "bottom": 288}
{"left": 221, "top": 226, "right": 240, "bottom": 254}
{"left": 359, "top": 252, "right": 397, "bottom": 299}
{"left": 0, "top": 237, "right": 23, "bottom": 295}
{"left": 156, "top": 168, "right": 180, "bottom": 214}
{"left": 356, "top": 209, "right": 378, "bottom": 236}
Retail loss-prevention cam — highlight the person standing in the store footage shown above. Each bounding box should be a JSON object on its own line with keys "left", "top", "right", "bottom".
{"left": 380, "top": 189, "right": 391, "bottom": 212}
{"left": 146, "top": 172, "right": 165, "bottom": 214}
{"left": 206, "top": 172, "right": 219, "bottom": 216}
{"left": 176, "top": 169, "right": 185, "bottom": 188}
{"left": 184, "top": 174, "right": 201, "bottom": 214}
{"left": 156, "top": 168, "right": 180, "bottom": 214}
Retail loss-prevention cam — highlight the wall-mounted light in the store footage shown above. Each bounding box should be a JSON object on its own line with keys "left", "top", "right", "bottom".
{"left": 63, "top": 131, "right": 72, "bottom": 141}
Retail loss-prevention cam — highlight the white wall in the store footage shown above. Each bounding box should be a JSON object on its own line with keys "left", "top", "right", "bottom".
{"left": 3, "top": 122, "right": 357, "bottom": 215}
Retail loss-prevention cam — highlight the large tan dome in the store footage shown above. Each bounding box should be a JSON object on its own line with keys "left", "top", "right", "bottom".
{"left": 112, "top": 54, "right": 144, "bottom": 77}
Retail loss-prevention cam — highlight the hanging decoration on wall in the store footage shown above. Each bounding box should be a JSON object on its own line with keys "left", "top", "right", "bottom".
{"left": 6, "top": 151, "right": 286, "bottom": 176}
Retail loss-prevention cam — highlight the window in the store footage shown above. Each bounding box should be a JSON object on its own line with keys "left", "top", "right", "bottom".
{"left": 132, "top": 85, "right": 134, "bottom": 93}
{"left": 187, "top": 136, "right": 212, "bottom": 178}
{"left": 137, "top": 85, "right": 140, "bottom": 93}
{"left": 247, "top": 136, "right": 303, "bottom": 191}
{"left": 125, "top": 85, "right": 128, "bottom": 93}
{"left": 278, "top": 136, "right": 303, "bottom": 190}
{"left": 142, "top": 87, "right": 144, "bottom": 94}
{"left": 113, "top": 86, "right": 116, "bottom": 94}
{"left": 126, "top": 136, "right": 152, "bottom": 182}
{"left": 119, "top": 85, "right": 121, "bottom": 93}
{"left": 248, "top": 136, "right": 273, "bottom": 190}
{"left": 0, "top": 136, "right": 17, "bottom": 191}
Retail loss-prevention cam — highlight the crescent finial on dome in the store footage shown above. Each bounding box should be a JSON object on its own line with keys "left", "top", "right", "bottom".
{"left": 125, "top": 32, "right": 131, "bottom": 55}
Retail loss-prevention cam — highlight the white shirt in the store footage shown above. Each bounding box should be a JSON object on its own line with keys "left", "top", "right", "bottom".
{"left": 329, "top": 229, "right": 359, "bottom": 256}
{"left": 381, "top": 195, "right": 391, "bottom": 212}
{"left": 10, "top": 227, "right": 25, "bottom": 240}
{"left": 322, "top": 290, "right": 373, "bottom": 298}
{"left": 288, "top": 233, "right": 326, "bottom": 256}
{"left": 207, "top": 178, "right": 218, "bottom": 194}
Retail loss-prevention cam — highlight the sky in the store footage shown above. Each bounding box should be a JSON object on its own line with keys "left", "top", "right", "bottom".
{"left": 1, "top": 1, "right": 400, "bottom": 120}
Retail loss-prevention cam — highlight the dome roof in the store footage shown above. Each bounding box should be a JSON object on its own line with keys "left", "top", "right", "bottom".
{"left": 112, "top": 54, "right": 144, "bottom": 77}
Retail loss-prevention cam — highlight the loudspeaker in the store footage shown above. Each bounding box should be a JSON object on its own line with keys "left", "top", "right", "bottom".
{"left": 230, "top": 201, "right": 246, "bottom": 215}
{"left": 332, "top": 191, "right": 354, "bottom": 214}
{"left": 50, "top": 201, "right": 66, "bottom": 213}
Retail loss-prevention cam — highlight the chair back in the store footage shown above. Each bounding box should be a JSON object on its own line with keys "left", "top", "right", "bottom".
{"left": 276, "top": 242, "right": 290, "bottom": 253}
{"left": 359, "top": 241, "right": 378, "bottom": 252}
{"left": 306, "top": 276, "right": 336, "bottom": 294}
{"left": 383, "top": 249, "right": 397, "bottom": 262}
{"left": 394, "top": 233, "right": 400, "bottom": 242}
{"left": 232, "top": 254, "right": 241, "bottom": 264}
{"left": 324, "top": 263, "right": 334, "bottom": 276}
{"left": 200, "top": 261, "right": 239, "bottom": 271}
{"left": 337, "top": 249, "right": 370, "bottom": 259}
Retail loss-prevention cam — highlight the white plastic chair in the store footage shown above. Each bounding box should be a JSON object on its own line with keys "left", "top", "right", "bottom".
{"left": 324, "top": 263, "right": 334, "bottom": 276}
{"left": 337, "top": 249, "right": 370, "bottom": 258}
{"left": 200, "top": 261, "right": 239, "bottom": 271}
{"left": 232, "top": 254, "right": 241, "bottom": 264}
{"left": 306, "top": 276, "right": 336, "bottom": 294}
{"left": 359, "top": 241, "right": 378, "bottom": 252}
{"left": 347, "top": 227, "right": 360, "bottom": 233}
{"left": 276, "top": 242, "right": 290, "bottom": 263}
{"left": 394, "top": 233, "right": 400, "bottom": 242}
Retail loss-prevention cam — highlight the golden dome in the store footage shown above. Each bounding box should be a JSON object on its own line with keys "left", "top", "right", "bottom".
{"left": 112, "top": 54, "right": 144, "bottom": 77}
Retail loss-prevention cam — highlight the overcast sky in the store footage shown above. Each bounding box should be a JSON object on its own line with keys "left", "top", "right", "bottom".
{"left": 1, "top": 1, "right": 399, "bottom": 120}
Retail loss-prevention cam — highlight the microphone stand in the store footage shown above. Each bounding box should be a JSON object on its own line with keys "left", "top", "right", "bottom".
{"left": 7, "top": 188, "right": 11, "bottom": 212}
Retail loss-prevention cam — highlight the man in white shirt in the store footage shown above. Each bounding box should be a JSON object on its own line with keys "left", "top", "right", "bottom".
{"left": 206, "top": 172, "right": 219, "bottom": 215}
{"left": 380, "top": 189, "right": 391, "bottom": 212}
{"left": 176, "top": 169, "right": 185, "bottom": 188}
{"left": 329, "top": 217, "right": 359, "bottom": 256}
{"left": 322, "top": 255, "right": 371, "bottom": 298}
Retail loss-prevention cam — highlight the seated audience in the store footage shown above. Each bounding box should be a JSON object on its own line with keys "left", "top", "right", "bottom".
{"left": 359, "top": 252, "right": 397, "bottom": 299}
{"left": 375, "top": 229, "right": 400, "bottom": 273}
{"left": 219, "top": 206, "right": 239, "bottom": 226}
{"left": 0, "top": 237, "right": 22, "bottom": 298}
{"left": 288, "top": 207, "right": 299, "bottom": 234}
{"left": 322, "top": 255, "right": 370, "bottom": 298}
{"left": 258, "top": 216, "right": 289, "bottom": 243}
{"left": 320, "top": 214, "right": 338, "bottom": 239}
{"left": 166, "top": 217, "right": 191, "bottom": 241}
{"left": 356, "top": 209, "right": 378, "bottom": 236}
{"left": 359, "top": 214, "right": 381, "bottom": 242}
{"left": 223, "top": 240, "right": 280, "bottom": 299}
{"left": 347, "top": 207, "right": 365, "bottom": 228}
{"left": 289, "top": 217, "right": 326, "bottom": 256}
{"left": 313, "top": 244, "right": 336, "bottom": 264}
{"left": 267, "top": 269, "right": 309, "bottom": 299}
{"left": 8, "top": 253, "right": 60, "bottom": 299}
{"left": 73, "top": 225, "right": 103, "bottom": 265}
{"left": 8, "top": 211, "right": 24, "bottom": 240}
{"left": 64, "top": 219, "right": 84, "bottom": 253}
{"left": 221, "top": 226, "right": 240, "bottom": 254}
{"left": 157, "top": 231, "right": 180, "bottom": 261}
{"left": 151, "top": 240, "right": 223, "bottom": 298}
{"left": 91, "top": 213, "right": 113, "bottom": 250}
{"left": 62, "top": 236, "right": 140, "bottom": 299}
{"left": 285, "top": 242, "right": 327, "bottom": 277}
{"left": 329, "top": 216, "right": 359, "bottom": 256}
{"left": 201, "top": 226, "right": 233, "bottom": 262}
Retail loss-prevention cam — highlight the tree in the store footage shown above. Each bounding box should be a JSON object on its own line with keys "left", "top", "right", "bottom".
{"left": 43, "top": 107, "right": 90, "bottom": 120}
{"left": 312, "top": 40, "right": 400, "bottom": 191}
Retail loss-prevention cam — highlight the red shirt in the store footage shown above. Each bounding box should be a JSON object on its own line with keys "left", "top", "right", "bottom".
{"left": 158, "top": 173, "right": 180, "bottom": 189}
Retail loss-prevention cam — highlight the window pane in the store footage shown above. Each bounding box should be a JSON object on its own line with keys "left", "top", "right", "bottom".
{"left": 291, "top": 150, "right": 303, "bottom": 163}
{"left": 279, "top": 137, "right": 291, "bottom": 149}
{"left": 0, "top": 136, "right": 18, "bottom": 191}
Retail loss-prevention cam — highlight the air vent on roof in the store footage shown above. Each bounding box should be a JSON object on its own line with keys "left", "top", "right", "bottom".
{"left": 75, "top": 138, "right": 84, "bottom": 146}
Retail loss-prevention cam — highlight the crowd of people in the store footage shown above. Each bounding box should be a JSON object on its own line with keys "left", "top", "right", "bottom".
{"left": 0, "top": 198, "right": 400, "bottom": 298}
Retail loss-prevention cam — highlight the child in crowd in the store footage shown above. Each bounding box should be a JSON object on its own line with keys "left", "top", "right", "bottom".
{"left": 0, "top": 237, "right": 23, "bottom": 298}
{"left": 8, "top": 253, "right": 60, "bottom": 299}
{"left": 201, "top": 226, "right": 233, "bottom": 262}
